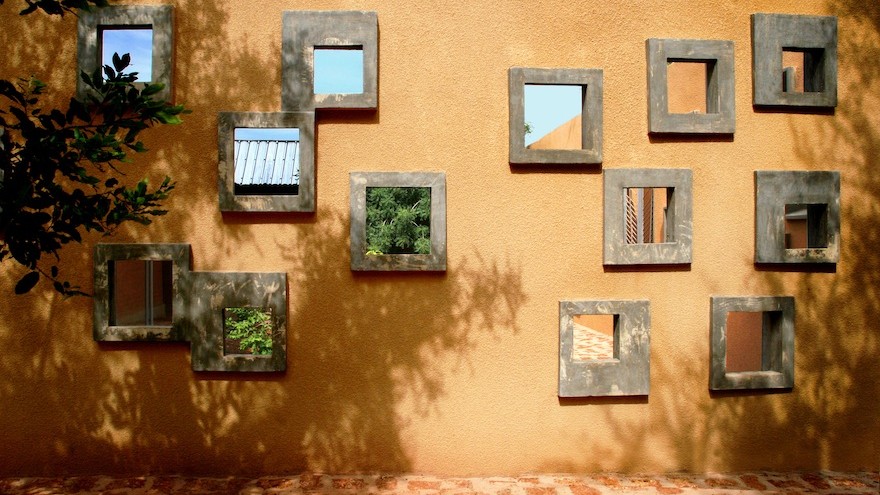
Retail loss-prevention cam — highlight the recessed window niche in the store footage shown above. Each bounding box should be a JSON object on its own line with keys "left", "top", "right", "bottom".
{"left": 93, "top": 243, "right": 190, "bottom": 342}
{"left": 755, "top": 171, "right": 840, "bottom": 264}
{"left": 77, "top": 5, "right": 173, "bottom": 101}
{"left": 509, "top": 67, "right": 603, "bottom": 165}
{"left": 646, "top": 38, "right": 735, "bottom": 134}
{"left": 218, "top": 112, "right": 315, "bottom": 212}
{"left": 282, "top": 11, "right": 378, "bottom": 111}
{"left": 188, "top": 272, "right": 288, "bottom": 372}
{"left": 710, "top": 296, "right": 795, "bottom": 391}
{"left": 751, "top": 13, "right": 838, "bottom": 108}
{"left": 559, "top": 300, "right": 650, "bottom": 397}
{"left": 604, "top": 169, "right": 692, "bottom": 265}
{"left": 350, "top": 172, "right": 446, "bottom": 271}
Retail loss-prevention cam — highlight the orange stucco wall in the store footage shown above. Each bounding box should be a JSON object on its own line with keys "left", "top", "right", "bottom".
{"left": 1, "top": 0, "right": 879, "bottom": 477}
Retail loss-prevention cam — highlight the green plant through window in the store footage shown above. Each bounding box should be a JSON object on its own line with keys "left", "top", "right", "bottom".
{"left": 223, "top": 307, "right": 273, "bottom": 355}
{"left": 365, "top": 187, "right": 431, "bottom": 255}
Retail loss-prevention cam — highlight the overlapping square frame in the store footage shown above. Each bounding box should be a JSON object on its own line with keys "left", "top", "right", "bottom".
{"left": 93, "top": 243, "right": 190, "bottom": 342}
{"left": 77, "top": 5, "right": 174, "bottom": 101}
{"left": 282, "top": 10, "right": 378, "bottom": 111}
{"left": 559, "top": 300, "right": 650, "bottom": 397}
{"left": 755, "top": 170, "right": 840, "bottom": 264}
{"left": 508, "top": 67, "right": 603, "bottom": 165}
{"left": 751, "top": 13, "right": 838, "bottom": 108}
{"left": 646, "top": 38, "right": 735, "bottom": 134}
{"left": 218, "top": 111, "right": 316, "bottom": 213}
{"left": 185, "top": 272, "right": 288, "bottom": 372}
{"left": 603, "top": 168, "right": 693, "bottom": 265}
{"left": 710, "top": 296, "right": 795, "bottom": 391}
{"left": 349, "top": 172, "right": 447, "bottom": 271}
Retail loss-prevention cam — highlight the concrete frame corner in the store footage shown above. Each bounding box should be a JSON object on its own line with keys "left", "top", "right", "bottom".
{"left": 646, "top": 38, "right": 735, "bottom": 134}
{"left": 751, "top": 13, "right": 838, "bottom": 108}
{"left": 218, "top": 111, "right": 316, "bottom": 213}
{"left": 603, "top": 168, "right": 693, "bottom": 265}
{"left": 350, "top": 171, "right": 447, "bottom": 271}
{"left": 559, "top": 300, "right": 650, "bottom": 397}
{"left": 508, "top": 67, "right": 603, "bottom": 165}
{"left": 710, "top": 296, "right": 795, "bottom": 390}
{"left": 282, "top": 10, "right": 378, "bottom": 111}
{"left": 77, "top": 5, "right": 174, "bottom": 102}
{"left": 754, "top": 170, "right": 840, "bottom": 264}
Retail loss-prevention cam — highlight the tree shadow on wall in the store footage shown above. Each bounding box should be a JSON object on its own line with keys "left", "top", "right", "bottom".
{"left": 1, "top": 0, "right": 527, "bottom": 476}
{"left": 539, "top": 3, "right": 880, "bottom": 474}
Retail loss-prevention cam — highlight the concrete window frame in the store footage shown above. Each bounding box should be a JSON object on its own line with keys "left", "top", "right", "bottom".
{"left": 282, "top": 11, "right": 378, "bottom": 111}
{"left": 603, "top": 168, "right": 693, "bottom": 265}
{"left": 76, "top": 5, "right": 174, "bottom": 102}
{"left": 755, "top": 170, "right": 840, "bottom": 264}
{"left": 751, "top": 13, "right": 838, "bottom": 108}
{"left": 559, "top": 300, "right": 650, "bottom": 397}
{"left": 186, "top": 272, "right": 288, "bottom": 372}
{"left": 508, "top": 67, "right": 603, "bottom": 165}
{"left": 350, "top": 172, "right": 447, "bottom": 272}
{"left": 646, "top": 38, "right": 735, "bottom": 134}
{"left": 217, "top": 111, "right": 316, "bottom": 213}
{"left": 710, "top": 296, "right": 795, "bottom": 391}
{"left": 93, "top": 243, "right": 191, "bottom": 342}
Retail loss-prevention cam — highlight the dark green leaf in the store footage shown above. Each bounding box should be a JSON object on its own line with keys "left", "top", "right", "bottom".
{"left": 14, "top": 271, "right": 39, "bottom": 294}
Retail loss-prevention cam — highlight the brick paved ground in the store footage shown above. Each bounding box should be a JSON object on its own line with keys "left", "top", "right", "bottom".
{"left": 0, "top": 471, "right": 876, "bottom": 495}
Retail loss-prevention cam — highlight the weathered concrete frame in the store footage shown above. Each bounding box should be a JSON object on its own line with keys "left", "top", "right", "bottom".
{"left": 282, "top": 11, "right": 378, "bottom": 111}
{"left": 508, "top": 67, "right": 603, "bottom": 165}
{"left": 185, "top": 272, "right": 288, "bottom": 372}
{"left": 755, "top": 170, "right": 840, "bottom": 264}
{"left": 350, "top": 172, "right": 447, "bottom": 271}
{"left": 751, "top": 13, "right": 838, "bottom": 108}
{"left": 218, "top": 111, "right": 316, "bottom": 212}
{"left": 603, "top": 168, "right": 693, "bottom": 265}
{"left": 646, "top": 38, "right": 735, "bottom": 134}
{"left": 710, "top": 296, "right": 795, "bottom": 391}
{"left": 559, "top": 300, "right": 650, "bottom": 397}
{"left": 77, "top": 5, "right": 174, "bottom": 101}
{"left": 93, "top": 243, "right": 191, "bottom": 342}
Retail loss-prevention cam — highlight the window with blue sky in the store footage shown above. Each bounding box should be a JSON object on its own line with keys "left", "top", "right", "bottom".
{"left": 101, "top": 27, "right": 153, "bottom": 81}
{"left": 314, "top": 47, "right": 364, "bottom": 94}
{"left": 524, "top": 84, "right": 583, "bottom": 146}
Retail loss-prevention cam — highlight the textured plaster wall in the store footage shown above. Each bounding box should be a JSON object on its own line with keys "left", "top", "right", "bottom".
{"left": 0, "top": 0, "right": 878, "bottom": 476}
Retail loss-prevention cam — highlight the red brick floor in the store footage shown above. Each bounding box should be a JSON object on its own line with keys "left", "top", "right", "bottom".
{"left": 0, "top": 471, "right": 876, "bottom": 494}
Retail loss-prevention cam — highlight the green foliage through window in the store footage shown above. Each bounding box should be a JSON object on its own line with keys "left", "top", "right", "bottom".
{"left": 223, "top": 307, "right": 273, "bottom": 356}
{"left": 366, "top": 187, "right": 431, "bottom": 255}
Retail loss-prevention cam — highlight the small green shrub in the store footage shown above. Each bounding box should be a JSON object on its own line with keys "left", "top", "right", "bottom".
{"left": 366, "top": 187, "right": 430, "bottom": 255}
{"left": 223, "top": 307, "right": 273, "bottom": 355}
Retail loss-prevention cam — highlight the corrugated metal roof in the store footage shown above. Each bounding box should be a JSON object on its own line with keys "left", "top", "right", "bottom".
{"left": 233, "top": 137, "right": 300, "bottom": 186}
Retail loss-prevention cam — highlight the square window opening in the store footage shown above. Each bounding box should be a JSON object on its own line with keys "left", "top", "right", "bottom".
{"left": 782, "top": 48, "right": 826, "bottom": 93}
{"left": 223, "top": 307, "right": 274, "bottom": 356}
{"left": 785, "top": 203, "right": 828, "bottom": 249}
{"left": 524, "top": 84, "right": 584, "bottom": 150}
{"left": 624, "top": 187, "right": 673, "bottom": 244}
{"left": 109, "top": 259, "right": 173, "bottom": 326}
{"left": 365, "top": 187, "right": 431, "bottom": 255}
{"left": 667, "top": 59, "right": 716, "bottom": 114}
{"left": 726, "top": 311, "right": 784, "bottom": 373}
{"left": 99, "top": 26, "right": 153, "bottom": 82}
{"left": 314, "top": 46, "right": 364, "bottom": 95}
{"left": 571, "top": 314, "right": 619, "bottom": 361}
{"left": 233, "top": 127, "right": 301, "bottom": 196}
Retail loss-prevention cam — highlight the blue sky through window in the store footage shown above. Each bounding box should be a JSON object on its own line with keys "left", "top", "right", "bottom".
{"left": 234, "top": 128, "right": 300, "bottom": 141}
{"left": 101, "top": 28, "right": 153, "bottom": 82}
{"left": 524, "top": 84, "right": 582, "bottom": 146}
{"left": 314, "top": 48, "right": 364, "bottom": 94}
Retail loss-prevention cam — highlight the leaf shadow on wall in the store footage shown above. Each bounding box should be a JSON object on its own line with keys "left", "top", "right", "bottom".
{"left": 538, "top": 3, "right": 880, "bottom": 474}
{"left": 0, "top": 0, "right": 526, "bottom": 475}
